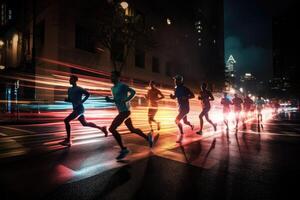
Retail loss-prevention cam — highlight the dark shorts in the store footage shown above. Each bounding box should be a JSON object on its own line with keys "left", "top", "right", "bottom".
{"left": 65, "top": 106, "right": 85, "bottom": 122}
{"left": 234, "top": 108, "right": 242, "bottom": 113}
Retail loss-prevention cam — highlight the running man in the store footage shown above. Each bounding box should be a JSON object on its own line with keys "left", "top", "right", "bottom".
{"left": 61, "top": 75, "right": 108, "bottom": 147}
{"left": 255, "top": 96, "right": 265, "bottom": 123}
{"left": 170, "top": 75, "right": 194, "bottom": 143}
{"left": 242, "top": 95, "right": 254, "bottom": 129}
{"left": 221, "top": 92, "right": 232, "bottom": 131}
{"left": 105, "top": 71, "right": 158, "bottom": 160}
{"left": 197, "top": 83, "right": 217, "bottom": 135}
{"left": 145, "top": 81, "right": 164, "bottom": 132}
{"left": 232, "top": 94, "right": 243, "bottom": 129}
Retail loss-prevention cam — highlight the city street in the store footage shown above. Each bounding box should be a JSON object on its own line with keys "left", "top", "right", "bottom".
{"left": 1, "top": 0, "right": 299, "bottom": 199}
{"left": 1, "top": 111, "right": 300, "bottom": 200}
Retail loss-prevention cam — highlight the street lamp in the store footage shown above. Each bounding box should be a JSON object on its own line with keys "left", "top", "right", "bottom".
{"left": 0, "top": 40, "right": 4, "bottom": 47}
{"left": 167, "top": 18, "right": 172, "bottom": 25}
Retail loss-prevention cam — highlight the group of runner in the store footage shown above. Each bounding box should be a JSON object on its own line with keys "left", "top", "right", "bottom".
{"left": 61, "top": 72, "right": 265, "bottom": 160}
{"left": 221, "top": 93, "right": 265, "bottom": 131}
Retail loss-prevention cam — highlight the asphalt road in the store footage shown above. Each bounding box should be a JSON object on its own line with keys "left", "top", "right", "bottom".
{"left": 1, "top": 111, "right": 300, "bottom": 200}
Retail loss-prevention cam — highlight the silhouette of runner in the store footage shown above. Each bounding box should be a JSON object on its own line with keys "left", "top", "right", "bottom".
{"left": 221, "top": 92, "right": 232, "bottom": 131}
{"left": 243, "top": 95, "right": 254, "bottom": 129}
{"left": 232, "top": 93, "right": 243, "bottom": 129}
{"left": 105, "top": 71, "right": 159, "bottom": 160}
{"left": 255, "top": 96, "right": 265, "bottom": 123}
{"left": 197, "top": 83, "right": 217, "bottom": 135}
{"left": 145, "top": 81, "right": 164, "bottom": 132}
{"left": 170, "top": 75, "right": 194, "bottom": 143}
{"left": 60, "top": 75, "right": 108, "bottom": 147}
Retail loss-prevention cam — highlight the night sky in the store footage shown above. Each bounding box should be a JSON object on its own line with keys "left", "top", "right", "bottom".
{"left": 224, "top": 0, "right": 296, "bottom": 81}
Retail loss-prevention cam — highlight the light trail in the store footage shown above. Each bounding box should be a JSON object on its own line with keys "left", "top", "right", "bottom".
{"left": 0, "top": 58, "right": 276, "bottom": 149}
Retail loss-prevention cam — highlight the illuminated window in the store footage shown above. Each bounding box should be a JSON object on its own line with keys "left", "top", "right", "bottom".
{"left": 1, "top": 4, "right": 7, "bottom": 25}
{"left": 8, "top": 9, "right": 11, "bottom": 20}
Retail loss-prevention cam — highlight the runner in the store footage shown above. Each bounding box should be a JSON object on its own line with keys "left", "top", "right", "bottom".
{"left": 243, "top": 95, "right": 254, "bottom": 129}
{"left": 232, "top": 93, "right": 243, "bottom": 129}
{"left": 170, "top": 75, "right": 194, "bottom": 143}
{"left": 197, "top": 83, "right": 217, "bottom": 135}
{"left": 105, "top": 71, "right": 159, "bottom": 160}
{"left": 61, "top": 75, "right": 108, "bottom": 147}
{"left": 221, "top": 92, "right": 232, "bottom": 131}
{"left": 145, "top": 81, "right": 164, "bottom": 132}
{"left": 255, "top": 96, "right": 265, "bottom": 123}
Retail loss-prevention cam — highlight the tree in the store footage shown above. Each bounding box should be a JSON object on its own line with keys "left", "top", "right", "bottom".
{"left": 79, "top": 0, "right": 155, "bottom": 73}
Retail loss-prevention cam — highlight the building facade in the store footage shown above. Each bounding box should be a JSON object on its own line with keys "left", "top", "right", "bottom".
{"left": 1, "top": 0, "right": 225, "bottom": 103}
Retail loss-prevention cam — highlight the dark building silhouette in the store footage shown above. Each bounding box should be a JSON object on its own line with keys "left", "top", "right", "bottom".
{"left": 272, "top": 7, "right": 299, "bottom": 97}
{"left": 0, "top": 0, "right": 225, "bottom": 103}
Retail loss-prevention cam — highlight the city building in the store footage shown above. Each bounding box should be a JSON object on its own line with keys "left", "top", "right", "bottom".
{"left": 0, "top": 0, "right": 225, "bottom": 104}
{"left": 272, "top": 7, "right": 299, "bottom": 97}
{"left": 225, "top": 54, "right": 236, "bottom": 90}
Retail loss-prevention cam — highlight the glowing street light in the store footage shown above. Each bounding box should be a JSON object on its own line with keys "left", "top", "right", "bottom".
{"left": 167, "top": 18, "right": 172, "bottom": 25}
{"left": 0, "top": 40, "right": 4, "bottom": 47}
{"left": 0, "top": 65, "right": 5, "bottom": 70}
{"left": 120, "top": 1, "right": 129, "bottom": 10}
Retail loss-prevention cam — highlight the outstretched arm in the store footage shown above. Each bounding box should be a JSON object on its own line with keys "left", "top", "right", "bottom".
{"left": 158, "top": 90, "right": 165, "bottom": 100}
{"left": 105, "top": 96, "right": 115, "bottom": 102}
{"left": 81, "top": 90, "right": 90, "bottom": 104}
{"left": 125, "top": 87, "right": 136, "bottom": 102}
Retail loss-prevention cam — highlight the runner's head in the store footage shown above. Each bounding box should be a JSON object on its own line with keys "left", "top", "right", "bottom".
{"left": 149, "top": 80, "right": 156, "bottom": 89}
{"left": 173, "top": 75, "right": 183, "bottom": 86}
{"left": 224, "top": 92, "right": 228, "bottom": 98}
{"left": 234, "top": 93, "right": 238, "bottom": 98}
{"left": 110, "top": 70, "right": 121, "bottom": 84}
{"left": 69, "top": 75, "right": 78, "bottom": 85}
{"left": 201, "top": 82, "right": 207, "bottom": 91}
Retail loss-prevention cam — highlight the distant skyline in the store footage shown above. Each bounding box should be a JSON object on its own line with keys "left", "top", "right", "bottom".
{"left": 224, "top": 0, "right": 296, "bottom": 81}
{"left": 225, "top": 0, "right": 271, "bottom": 81}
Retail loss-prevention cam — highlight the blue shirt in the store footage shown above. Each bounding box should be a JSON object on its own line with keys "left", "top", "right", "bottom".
{"left": 256, "top": 99, "right": 265, "bottom": 110}
{"left": 174, "top": 85, "right": 193, "bottom": 110}
{"left": 111, "top": 82, "right": 131, "bottom": 113}
{"left": 67, "top": 86, "right": 89, "bottom": 110}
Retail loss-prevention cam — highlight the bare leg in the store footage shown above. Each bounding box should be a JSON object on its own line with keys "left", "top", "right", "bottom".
{"left": 64, "top": 111, "right": 79, "bottom": 141}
